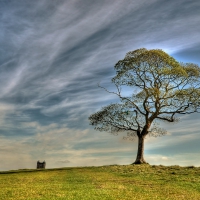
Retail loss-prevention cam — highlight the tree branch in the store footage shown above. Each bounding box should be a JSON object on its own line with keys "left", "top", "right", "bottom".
{"left": 98, "top": 83, "right": 146, "bottom": 116}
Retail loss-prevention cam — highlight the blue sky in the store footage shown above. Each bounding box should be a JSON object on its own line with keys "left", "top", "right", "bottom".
{"left": 0, "top": 0, "right": 200, "bottom": 170}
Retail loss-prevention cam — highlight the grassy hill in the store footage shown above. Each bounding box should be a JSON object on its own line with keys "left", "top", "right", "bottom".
{"left": 0, "top": 164, "right": 200, "bottom": 200}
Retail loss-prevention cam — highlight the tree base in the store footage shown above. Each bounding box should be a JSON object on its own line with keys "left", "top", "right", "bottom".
{"left": 132, "top": 159, "right": 148, "bottom": 165}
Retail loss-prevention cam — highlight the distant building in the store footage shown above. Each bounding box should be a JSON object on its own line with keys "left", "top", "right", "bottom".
{"left": 37, "top": 161, "right": 46, "bottom": 169}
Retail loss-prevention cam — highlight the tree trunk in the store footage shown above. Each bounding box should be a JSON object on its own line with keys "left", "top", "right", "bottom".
{"left": 133, "top": 136, "right": 147, "bottom": 164}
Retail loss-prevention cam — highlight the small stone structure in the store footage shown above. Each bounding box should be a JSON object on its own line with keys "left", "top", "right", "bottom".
{"left": 37, "top": 161, "right": 46, "bottom": 169}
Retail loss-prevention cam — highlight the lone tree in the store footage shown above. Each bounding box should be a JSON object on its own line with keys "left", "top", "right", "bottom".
{"left": 89, "top": 48, "right": 200, "bottom": 164}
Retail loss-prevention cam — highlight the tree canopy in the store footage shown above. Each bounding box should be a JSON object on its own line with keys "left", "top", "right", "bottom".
{"left": 89, "top": 48, "right": 200, "bottom": 164}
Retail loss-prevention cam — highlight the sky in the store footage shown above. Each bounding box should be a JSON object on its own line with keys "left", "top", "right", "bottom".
{"left": 0, "top": 0, "right": 200, "bottom": 171}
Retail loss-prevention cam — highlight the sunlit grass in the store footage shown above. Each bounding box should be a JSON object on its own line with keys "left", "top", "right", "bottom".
{"left": 0, "top": 164, "right": 200, "bottom": 199}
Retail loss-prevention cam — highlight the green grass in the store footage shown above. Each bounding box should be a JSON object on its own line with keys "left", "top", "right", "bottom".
{"left": 0, "top": 164, "right": 200, "bottom": 199}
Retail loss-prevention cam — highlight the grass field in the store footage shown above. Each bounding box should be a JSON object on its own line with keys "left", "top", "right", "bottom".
{"left": 0, "top": 164, "right": 200, "bottom": 200}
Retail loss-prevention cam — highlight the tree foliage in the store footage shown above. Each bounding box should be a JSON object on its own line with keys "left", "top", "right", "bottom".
{"left": 89, "top": 103, "right": 167, "bottom": 139}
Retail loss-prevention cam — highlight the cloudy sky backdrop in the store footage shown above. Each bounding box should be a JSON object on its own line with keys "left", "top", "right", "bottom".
{"left": 0, "top": 0, "right": 200, "bottom": 170}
